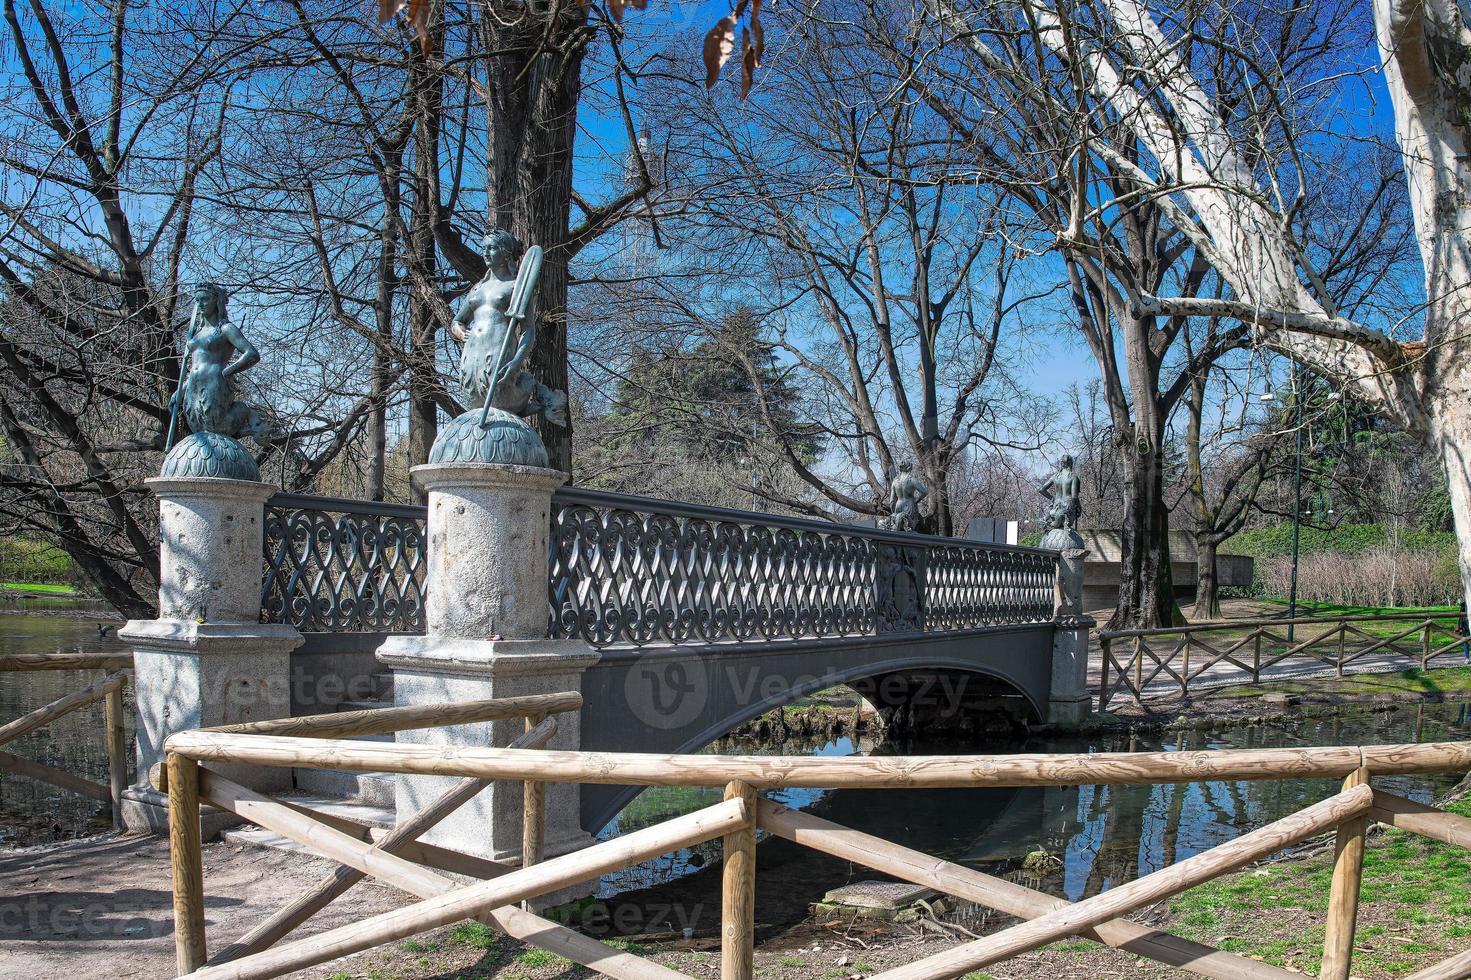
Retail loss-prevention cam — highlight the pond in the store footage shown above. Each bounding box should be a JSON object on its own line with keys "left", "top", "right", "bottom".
{"left": 0, "top": 608, "right": 132, "bottom": 846}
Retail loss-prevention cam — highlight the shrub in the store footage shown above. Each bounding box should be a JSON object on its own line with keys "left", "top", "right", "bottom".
{"left": 0, "top": 536, "right": 80, "bottom": 586}
{"left": 1256, "top": 544, "right": 1461, "bottom": 607}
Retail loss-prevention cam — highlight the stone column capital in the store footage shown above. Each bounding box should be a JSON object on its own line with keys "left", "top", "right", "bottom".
{"left": 410, "top": 461, "right": 567, "bottom": 495}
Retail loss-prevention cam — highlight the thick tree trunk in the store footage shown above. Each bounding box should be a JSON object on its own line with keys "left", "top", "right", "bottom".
{"left": 482, "top": 9, "right": 589, "bottom": 477}
{"left": 515, "top": 46, "right": 585, "bottom": 477}
{"left": 1430, "top": 408, "right": 1471, "bottom": 612}
{"left": 1192, "top": 537, "right": 1220, "bottom": 620}
{"left": 1110, "top": 446, "right": 1180, "bottom": 630}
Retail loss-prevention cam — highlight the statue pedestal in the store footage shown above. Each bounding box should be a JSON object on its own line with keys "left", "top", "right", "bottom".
{"left": 379, "top": 637, "right": 598, "bottom": 863}
{"left": 1046, "top": 530, "right": 1093, "bottom": 725}
{"left": 120, "top": 469, "right": 302, "bottom": 833}
{"left": 379, "top": 453, "right": 598, "bottom": 879}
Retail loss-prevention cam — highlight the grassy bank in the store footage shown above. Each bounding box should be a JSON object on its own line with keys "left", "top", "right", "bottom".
{"left": 1161, "top": 796, "right": 1471, "bottom": 976}
{"left": 1264, "top": 599, "right": 1462, "bottom": 618}
{"left": 1, "top": 581, "right": 78, "bottom": 595}
{"left": 1208, "top": 665, "right": 1471, "bottom": 700}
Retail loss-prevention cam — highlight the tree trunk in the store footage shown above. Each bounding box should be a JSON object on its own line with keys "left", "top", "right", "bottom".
{"left": 1431, "top": 408, "right": 1471, "bottom": 612}
{"left": 1192, "top": 537, "right": 1220, "bottom": 620}
{"left": 482, "top": 9, "right": 589, "bottom": 478}
{"left": 1110, "top": 443, "right": 1180, "bottom": 629}
{"left": 516, "top": 45, "right": 586, "bottom": 476}
{"left": 404, "top": 28, "right": 443, "bottom": 498}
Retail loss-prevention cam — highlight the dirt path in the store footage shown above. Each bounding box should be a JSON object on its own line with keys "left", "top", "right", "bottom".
{"left": 0, "top": 832, "right": 406, "bottom": 979}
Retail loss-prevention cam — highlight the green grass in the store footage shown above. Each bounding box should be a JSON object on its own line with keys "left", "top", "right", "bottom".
{"left": 449, "top": 922, "right": 501, "bottom": 950}
{"left": 514, "top": 948, "right": 568, "bottom": 969}
{"left": 1212, "top": 664, "right": 1471, "bottom": 699}
{"left": 1167, "top": 798, "right": 1471, "bottom": 975}
{"left": 779, "top": 957, "right": 807, "bottom": 968}
{"left": 1, "top": 581, "right": 76, "bottom": 594}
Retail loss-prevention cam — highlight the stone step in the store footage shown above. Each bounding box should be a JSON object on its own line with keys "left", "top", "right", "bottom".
{"left": 294, "top": 727, "right": 396, "bottom": 806}
{"left": 293, "top": 766, "right": 397, "bottom": 807}
{"left": 336, "top": 698, "right": 394, "bottom": 713}
{"left": 219, "top": 793, "right": 395, "bottom": 855}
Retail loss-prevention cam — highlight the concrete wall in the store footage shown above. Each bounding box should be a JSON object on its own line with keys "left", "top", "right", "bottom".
{"left": 1077, "top": 529, "right": 1254, "bottom": 611}
{"left": 290, "top": 632, "right": 386, "bottom": 716}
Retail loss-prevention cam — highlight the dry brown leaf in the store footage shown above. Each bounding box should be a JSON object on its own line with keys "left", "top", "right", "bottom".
{"left": 703, "top": 14, "right": 737, "bottom": 89}
{"left": 377, "top": 0, "right": 400, "bottom": 24}
{"left": 607, "top": 0, "right": 624, "bottom": 21}
{"left": 740, "top": 27, "right": 755, "bottom": 98}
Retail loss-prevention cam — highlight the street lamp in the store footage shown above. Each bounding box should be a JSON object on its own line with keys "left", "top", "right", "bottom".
{"left": 1263, "top": 367, "right": 1305, "bottom": 641}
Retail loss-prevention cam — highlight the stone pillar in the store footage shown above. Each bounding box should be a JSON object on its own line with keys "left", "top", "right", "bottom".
{"left": 378, "top": 455, "right": 598, "bottom": 864}
{"left": 119, "top": 454, "right": 302, "bottom": 833}
{"left": 1042, "top": 529, "right": 1093, "bottom": 725}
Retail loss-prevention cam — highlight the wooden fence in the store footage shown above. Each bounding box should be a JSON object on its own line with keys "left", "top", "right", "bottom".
{"left": 1098, "top": 612, "right": 1471, "bottom": 709}
{"left": 0, "top": 652, "right": 131, "bottom": 827}
{"left": 158, "top": 692, "right": 1471, "bottom": 980}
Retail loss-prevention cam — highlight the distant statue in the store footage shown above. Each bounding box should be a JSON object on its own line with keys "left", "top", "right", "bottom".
{"left": 449, "top": 229, "right": 568, "bottom": 428}
{"left": 171, "top": 282, "right": 275, "bottom": 443}
{"left": 1038, "top": 454, "right": 1081, "bottom": 531}
{"left": 881, "top": 461, "right": 928, "bottom": 532}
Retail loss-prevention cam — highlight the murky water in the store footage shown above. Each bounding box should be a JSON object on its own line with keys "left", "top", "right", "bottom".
{"left": 595, "top": 701, "right": 1471, "bottom": 908}
{"left": 0, "top": 610, "right": 132, "bottom": 846}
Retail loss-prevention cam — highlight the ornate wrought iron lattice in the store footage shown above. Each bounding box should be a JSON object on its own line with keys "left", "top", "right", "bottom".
{"left": 258, "top": 488, "right": 1058, "bottom": 643}
{"left": 261, "top": 493, "right": 427, "bottom": 632}
{"left": 548, "top": 488, "right": 1058, "bottom": 647}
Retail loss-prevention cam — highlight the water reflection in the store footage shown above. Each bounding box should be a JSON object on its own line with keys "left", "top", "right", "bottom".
{"left": 599, "top": 701, "right": 1471, "bottom": 904}
{"left": 0, "top": 611, "right": 131, "bottom": 846}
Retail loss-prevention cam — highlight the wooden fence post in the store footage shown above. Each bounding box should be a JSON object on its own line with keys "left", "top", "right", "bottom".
{"left": 168, "top": 753, "right": 207, "bottom": 973}
{"left": 1133, "top": 636, "right": 1144, "bottom": 701}
{"left": 521, "top": 715, "right": 546, "bottom": 911}
{"left": 104, "top": 679, "right": 128, "bottom": 828}
{"left": 1179, "top": 636, "right": 1191, "bottom": 697}
{"left": 1336, "top": 625, "right": 1346, "bottom": 678}
{"left": 722, "top": 780, "right": 757, "bottom": 980}
{"left": 1099, "top": 637, "right": 1111, "bottom": 712}
{"left": 1422, "top": 621, "right": 1432, "bottom": 669}
{"left": 1252, "top": 629, "right": 1262, "bottom": 684}
{"left": 1321, "top": 767, "right": 1371, "bottom": 980}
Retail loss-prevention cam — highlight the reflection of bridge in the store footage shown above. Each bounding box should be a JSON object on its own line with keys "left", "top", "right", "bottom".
{"left": 255, "top": 487, "right": 1082, "bottom": 834}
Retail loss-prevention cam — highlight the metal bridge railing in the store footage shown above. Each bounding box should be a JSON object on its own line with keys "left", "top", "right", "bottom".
{"left": 261, "top": 487, "right": 1060, "bottom": 646}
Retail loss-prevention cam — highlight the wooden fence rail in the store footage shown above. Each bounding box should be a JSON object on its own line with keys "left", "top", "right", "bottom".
{"left": 0, "top": 652, "right": 130, "bottom": 827}
{"left": 1098, "top": 612, "right": 1471, "bottom": 708}
{"left": 158, "top": 692, "right": 1471, "bottom": 980}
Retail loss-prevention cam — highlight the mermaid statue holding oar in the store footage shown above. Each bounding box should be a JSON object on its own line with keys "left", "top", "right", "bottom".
{"left": 448, "top": 229, "right": 567, "bottom": 428}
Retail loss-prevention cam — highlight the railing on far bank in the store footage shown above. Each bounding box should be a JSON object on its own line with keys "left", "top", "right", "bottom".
{"left": 260, "top": 488, "right": 1060, "bottom": 646}
{"left": 1098, "top": 612, "right": 1471, "bottom": 709}
{"left": 160, "top": 711, "right": 1471, "bottom": 980}
{"left": 0, "top": 653, "right": 131, "bottom": 827}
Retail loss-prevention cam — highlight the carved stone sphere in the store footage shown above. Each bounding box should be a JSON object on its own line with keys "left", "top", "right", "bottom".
{"left": 429, "top": 408, "right": 549, "bottom": 468}
{"left": 1040, "top": 527, "right": 1085, "bottom": 553}
{"left": 160, "top": 432, "right": 261, "bottom": 481}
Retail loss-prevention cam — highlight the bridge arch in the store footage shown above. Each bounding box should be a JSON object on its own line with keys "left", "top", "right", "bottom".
{"left": 579, "top": 625, "right": 1054, "bottom": 833}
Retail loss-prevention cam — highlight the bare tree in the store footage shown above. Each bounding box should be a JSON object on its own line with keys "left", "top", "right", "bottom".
{"left": 935, "top": 0, "right": 1471, "bottom": 606}
{"left": 594, "top": 6, "right": 1049, "bottom": 533}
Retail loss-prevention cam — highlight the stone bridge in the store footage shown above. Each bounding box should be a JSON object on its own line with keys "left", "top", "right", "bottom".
{"left": 124, "top": 470, "right": 1092, "bottom": 860}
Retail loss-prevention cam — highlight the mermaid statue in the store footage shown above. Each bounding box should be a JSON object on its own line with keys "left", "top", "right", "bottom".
{"left": 449, "top": 229, "right": 568, "bottom": 427}
{"left": 170, "top": 282, "right": 275, "bottom": 442}
{"left": 159, "top": 282, "right": 275, "bottom": 480}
